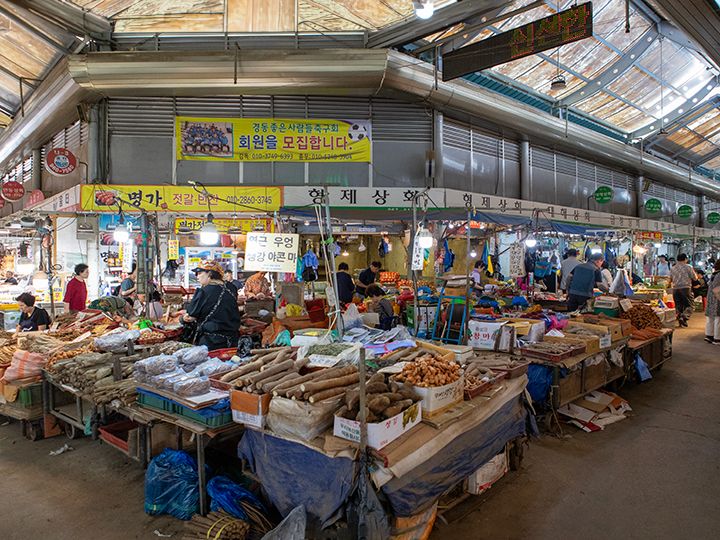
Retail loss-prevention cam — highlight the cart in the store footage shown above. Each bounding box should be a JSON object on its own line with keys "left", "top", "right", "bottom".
{"left": 0, "top": 379, "right": 45, "bottom": 440}
{"left": 42, "top": 372, "right": 99, "bottom": 440}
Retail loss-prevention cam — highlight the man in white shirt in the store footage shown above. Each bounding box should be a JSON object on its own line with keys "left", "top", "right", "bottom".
{"left": 559, "top": 249, "right": 580, "bottom": 293}
{"left": 669, "top": 253, "right": 697, "bottom": 327}
{"left": 657, "top": 255, "right": 671, "bottom": 277}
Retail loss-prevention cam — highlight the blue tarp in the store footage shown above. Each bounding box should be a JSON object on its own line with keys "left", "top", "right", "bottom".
{"left": 527, "top": 364, "right": 555, "bottom": 404}
{"left": 238, "top": 430, "right": 355, "bottom": 527}
{"left": 380, "top": 395, "right": 526, "bottom": 516}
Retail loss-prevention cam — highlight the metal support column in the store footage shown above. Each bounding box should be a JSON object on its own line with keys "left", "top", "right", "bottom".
{"left": 519, "top": 140, "right": 531, "bottom": 201}
{"left": 432, "top": 110, "right": 444, "bottom": 188}
{"left": 31, "top": 148, "right": 41, "bottom": 191}
{"left": 87, "top": 105, "right": 100, "bottom": 183}
{"left": 635, "top": 175, "right": 645, "bottom": 218}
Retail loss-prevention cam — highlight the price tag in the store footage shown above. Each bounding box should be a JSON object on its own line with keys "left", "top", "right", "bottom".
{"left": 620, "top": 299, "right": 633, "bottom": 312}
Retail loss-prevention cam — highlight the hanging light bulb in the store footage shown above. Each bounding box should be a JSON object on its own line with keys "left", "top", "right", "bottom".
{"left": 470, "top": 248, "right": 478, "bottom": 258}
{"left": 653, "top": 242, "right": 662, "bottom": 249}
{"left": 525, "top": 234, "right": 538, "bottom": 248}
{"left": 591, "top": 247, "right": 602, "bottom": 255}
{"left": 358, "top": 239, "right": 367, "bottom": 252}
{"left": 113, "top": 215, "right": 129, "bottom": 243}
{"left": 413, "top": 0, "right": 434, "bottom": 19}
{"left": 199, "top": 214, "right": 219, "bottom": 245}
{"left": 448, "top": 222, "right": 456, "bottom": 230}
{"left": 304, "top": 220, "right": 310, "bottom": 226}
{"left": 416, "top": 226, "right": 434, "bottom": 249}
{"left": 342, "top": 249, "right": 349, "bottom": 257}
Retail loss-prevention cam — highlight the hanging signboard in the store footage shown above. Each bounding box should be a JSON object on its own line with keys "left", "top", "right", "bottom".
{"left": 1, "top": 180, "right": 25, "bottom": 202}
{"left": 677, "top": 205, "right": 694, "bottom": 219}
{"left": 168, "top": 239, "right": 179, "bottom": 261}
{"left": 644, "top": 198, "right": 662, "bottom": 213}
{"left": 411, "top": 238, "right": 425, "bottom": 271}
{"left": 26, "top": 189, "right": 45, "bottom": 207}
{"left": 442, "top": 2, "right": 593, "bottom": 81}
{"left": 45, "top": 147, "right": 77, "bottom": 175}
{"left": 283, "top": 187, "right": 445, "bottom": 210}
{"left": 175, "top": 117, "right": 372, "bottom": 163}
{"left": 80, "top": 185, "right": 282, "bottom": 213}
{"left": 174, "top": 218, "right": 274, "bottom": 234}
{"left": 635, "top": 231, "right": 663, "bottom": 241}
{"left": 594, "top": 186, "right": 613, "bottom": 204}
{"left": 706, "top": 212, "right": 720, "bottom": 225}
{"left": 244, "top": 232, "right": 299, "bottom": 273}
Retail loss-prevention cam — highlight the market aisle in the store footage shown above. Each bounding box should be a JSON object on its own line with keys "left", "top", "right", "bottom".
{"left": 0, "top": 427, "right": 185, "bottom": 539}
{"left": 435, "top": 318, "right": 720, "bottom": 540}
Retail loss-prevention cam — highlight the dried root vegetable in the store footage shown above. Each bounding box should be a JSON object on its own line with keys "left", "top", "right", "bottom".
{"left": 620, "top": 304, "right": 662, "bottom": 329}
{"left": 393, "top": 354, "right": 461, "bottom": 387}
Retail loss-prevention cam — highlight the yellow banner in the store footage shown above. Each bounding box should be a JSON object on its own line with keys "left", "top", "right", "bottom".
{"left": 174, "top": 217, "right": 274, "bottom": 234}
{"left": 80, "top": 185, "right": 282, "bottom": 213}
{"left": 175, "top": 117, "right": 371, "bottom": 162}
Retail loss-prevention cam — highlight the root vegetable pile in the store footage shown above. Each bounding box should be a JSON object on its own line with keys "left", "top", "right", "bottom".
{"left": 393, "top": 354, "right": 461, "bottom": 387}
{"left": 335, "top": 372, "right": 420, "bottom": 423}
{"left": 466, "top": 353, "right": 525, "bottom": 371}
{"left": 620, "top": 304, "right": 662, "bottom": 329}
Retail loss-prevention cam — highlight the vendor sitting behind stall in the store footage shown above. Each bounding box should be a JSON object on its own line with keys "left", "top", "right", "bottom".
{"left": 16, "top": 293, "right": 51, "bottom": 332}
{"left": 357, "top": 261, "right": 381, "bottom": 297}
{"left": 335, "top": 262, "right": 356, "bottom": 305}
{"left": 471, "top": 260, "right": 488, "bottom": 292}
{"left": 183, "top": 260, "right": 241, "bottom": 350}
{"left": 566, "top": 253, "right": 608, "bottom": 312}
{"left": 366, "top": 284, "right": 395, "bottom": 330}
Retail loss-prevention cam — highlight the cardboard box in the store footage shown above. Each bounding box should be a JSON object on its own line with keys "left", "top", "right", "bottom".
{"left": 333, "top": 402, "right": 422, "bottom": 450}
{"left": 558, "top": 367, "right": 582, "bottom": 405}
{"left": 496, "top": 318, "right": 545, "bottom": 342}
{"left": 443, "top": 344, "right": 474, "bottom": 363}
{"left": 404, "top": 376, "right": 464, "bottom": 418}
{"left": 583, "top": 356, "right": 608, "bottom": 392}
{"left": 465, "top": 451, "right": 508, "bottom": 495}
{"left": 551, "top": 332, "right": 600, "bottom": 355}
{"left": 230, "top": 390, "right": 272, "bottom": 429}
{"left": 543, "top": 335, "right": 589, "bottom": 355}
{"left": 416, "top": 340, "right": 456, "bottom": 363}
{"left": 566, "top": 321, "right": 612, "bottom": 349}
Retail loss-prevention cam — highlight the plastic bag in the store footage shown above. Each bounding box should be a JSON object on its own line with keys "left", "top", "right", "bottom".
{"left": 174, "top": 345, "right": 209, "bottom": 366}
{"left": 173, "top": 375, "right": 211, "bottom": 397}
{"left": 610, "top": 269, "right": 633, "bottom": 297}
{"left": 274, "top": 329, "right": 292, "bottom": 347}
{"left": 94, "top": 329, "right": 141, "bottom": 352}
{"left": 266, "top": 396, "right": 339, "bottom": 442}
{"left": 262, "top": 506, "right": 307, "bottom": 540}
{"left": 150, "top": 368, "right": 187, "bottom": 390}
{"left": 341, "top": 303, "right": 364, "bottom": 331}
{"left": 144, "top": 449, "right": 199, "bottom": 520}
{"left": 2, "top": 350, "right": 46, "bottom": 382}
{"left": 207, "top": 476, "right": 266, "bottom": 520}
{"left": 191, "top": 358, "right": 233, "bottom": 378}
{"left": 134, "top": 354, "right": 178, "bottom": 377}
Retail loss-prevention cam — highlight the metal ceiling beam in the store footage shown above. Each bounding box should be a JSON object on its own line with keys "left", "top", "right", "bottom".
{"left": 672, "top": 125, "right": 720, "bottom": 158}
{"left": 0, "top": 1, "right": 70, "bottom": 53}
{"left": 13, "top": 0, "right": 112, "bottom": 38}
{"left": 412, "top": 0, "right": 545, "bottom": 56}
{"left": 697, "top": 146, "right": 720, "bottom": 166}
{"left": 559, "top": 28, "right": 658, "bottom": 107}
{"left": 631, "top": 76, "right": 719, "bottom": 139}
{"left": 367, "top": 0, "right": 507, "bottom": 49}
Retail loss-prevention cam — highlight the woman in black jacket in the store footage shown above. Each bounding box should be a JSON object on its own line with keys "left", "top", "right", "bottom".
{"left": 183, "top": 260, "right": 241, "bottom": 350}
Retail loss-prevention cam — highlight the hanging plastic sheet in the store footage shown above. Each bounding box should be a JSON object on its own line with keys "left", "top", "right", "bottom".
{"left": 238, "top": 430, "right": 356, "bottom": 528}
{"left": 380, "top": 396, "right": 526, "bottom": 517}
{"left": 526, "top": 364, "right": 555, "bottom": 404}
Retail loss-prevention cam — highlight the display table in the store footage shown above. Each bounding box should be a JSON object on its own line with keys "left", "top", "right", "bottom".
{"left": 238, "top": 376, "right": 528, "bottom": 524}
{"left": 527, "top": 338, "right": 630, "bottom": 410}
{"left": 627, "top": 328, "right": 673, "bottom": 371}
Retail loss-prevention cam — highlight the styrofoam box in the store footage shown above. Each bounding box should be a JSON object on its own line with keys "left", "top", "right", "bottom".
{"left": 406, "top": 376, "right": 464, "bottom": 417}
{"left": 333, "top": 402, "right": 422, "bottom": 450}
{"left": 465, "top": 451, "right": 508, "bottom": 495}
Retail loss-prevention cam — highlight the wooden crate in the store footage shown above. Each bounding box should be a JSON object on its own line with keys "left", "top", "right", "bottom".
{"left": 583, "top": 357, "right": 608, "bottom": 393}
{"left": 558, "top": 368, "right": 582, "bottom": 406}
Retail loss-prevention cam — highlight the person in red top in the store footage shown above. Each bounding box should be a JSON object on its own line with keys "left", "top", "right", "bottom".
{"left": 64, "top": 263, "right": 89, "bottom": 313}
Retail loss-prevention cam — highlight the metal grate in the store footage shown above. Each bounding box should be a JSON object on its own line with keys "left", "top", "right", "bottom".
{"left": 443, "top": 120, "right": 471, "bottom": 150}
{"left": 555, "top": 153, "right": 576, "bottom": 177}
{"left": 531, "top": 147, "right": 554, "bottom": 171}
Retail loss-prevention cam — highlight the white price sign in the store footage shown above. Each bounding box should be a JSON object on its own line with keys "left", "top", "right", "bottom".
{"left": 411, "top": 238, "right": 424, "bottom": 271}
{"left": 245, "top": 232, "right": 299, "bottom": 273}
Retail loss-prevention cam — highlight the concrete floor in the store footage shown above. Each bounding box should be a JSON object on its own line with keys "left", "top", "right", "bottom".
{"left": 0, "top": 318, "right": 718, "bottom": 539}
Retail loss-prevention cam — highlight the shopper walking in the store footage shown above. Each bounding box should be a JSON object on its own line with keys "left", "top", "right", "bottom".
{"left": 704, "top": 260, "right": 720, "bottom": 343}
{"left": 559, "top": 249, "right": 580, "bottom": 293}
{"left": 669, "top": 253, "right": 697, "bottom": 327}
{"left": 656, "top": 255, "right": 671, "bottom": 277}
{"left": 600, "top": 261, "right": 613, "bottom": 292}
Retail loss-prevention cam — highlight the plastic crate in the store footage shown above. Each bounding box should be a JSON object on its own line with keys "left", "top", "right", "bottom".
{"left": 173, "top": 402, "right": 233, "bottom": 428}
{"left": 137, "top": 389, "right": 174, "bottom": 412}
{"left": 16, "top": 383, "right": 43, "bottom": 407}
{"left": 99, "top": 420, "right": 138, "bottom": 453}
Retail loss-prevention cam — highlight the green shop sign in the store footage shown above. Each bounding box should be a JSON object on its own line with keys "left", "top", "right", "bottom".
{"left": 677, "top": 205, "right": 694, "bottom": 219}
{"left": 594, "top": 186, "right": 613, "bottom": 204}
{"left": 707, "top": 212, "right": 720, "bottom": 225}
{"left": 644, "top": 198, "right": 662, "bottom": 213}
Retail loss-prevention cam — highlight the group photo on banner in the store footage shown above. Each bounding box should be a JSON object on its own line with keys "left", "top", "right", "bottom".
{"left": 175, "top": 117, "right": 372, "bottom": 162}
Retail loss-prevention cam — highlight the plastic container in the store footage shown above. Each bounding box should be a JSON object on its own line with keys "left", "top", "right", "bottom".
{"left": 99, "top": 420, "right": 138, "bottom": 453}
{"left": 207, "top": 348, "right": 237, "bottom": 360}
{"left": 137, "top": 389, "right": 175, "bottom": 412}
{"left": 17, "top": 383, "right": 43, "bottom": 407}
{"left": 173, "top": 403, "right": 233, "bottom": 428}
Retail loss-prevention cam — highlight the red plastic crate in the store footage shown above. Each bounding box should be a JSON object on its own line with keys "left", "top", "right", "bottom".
{"left": 99, "top": 420, "right": 138, "bottom": 453}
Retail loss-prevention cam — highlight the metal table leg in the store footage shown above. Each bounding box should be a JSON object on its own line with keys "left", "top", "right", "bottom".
{"left": 197, "top": 433, "right": 207, "bottom": 516}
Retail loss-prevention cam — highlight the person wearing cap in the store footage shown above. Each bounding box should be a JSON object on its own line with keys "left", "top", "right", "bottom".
{"left": 182, "top": 260, "right": 241, "bottom": 350}
{"left": 566, "top": 253, "right": 608, "bottom": 312}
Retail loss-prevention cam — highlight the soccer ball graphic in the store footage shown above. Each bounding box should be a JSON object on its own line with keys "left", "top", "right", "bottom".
{"left": 347, "top": 123, "right": 369, "bottom": 142}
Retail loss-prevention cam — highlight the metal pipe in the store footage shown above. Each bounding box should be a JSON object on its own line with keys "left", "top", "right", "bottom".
{"left": 323, "top": 191, "right": 343, "bottom": 337}
{"left": 636, "top": 175, "right": 645, "bottom": 217}
{"left": 519, "top": 140, "right": 531, "bottom": 201}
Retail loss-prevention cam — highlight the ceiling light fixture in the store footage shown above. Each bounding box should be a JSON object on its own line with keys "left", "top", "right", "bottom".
{"left": 416, "top": 226, "right": 434, "bottom": 249}
{"left": 113, "top": 215, "right": 129, "bottom": 243}
{"left": 199, "top": 214, "right": 219, "bottom": 245}
{"left": 413, "top": 0, "right": 434, "bottom": 19}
